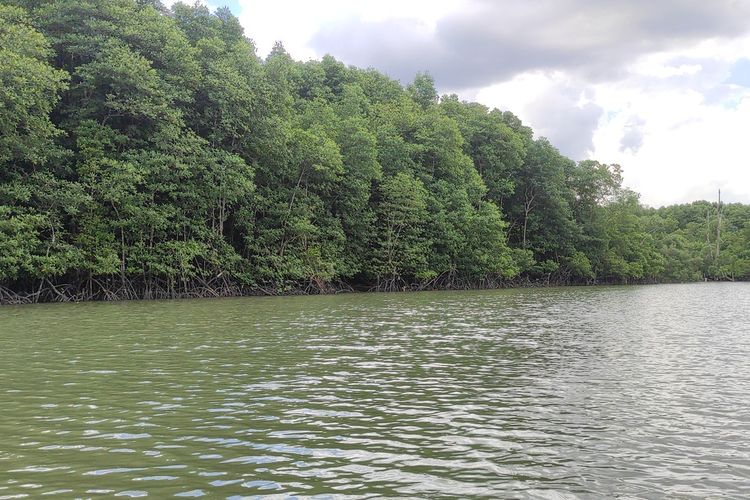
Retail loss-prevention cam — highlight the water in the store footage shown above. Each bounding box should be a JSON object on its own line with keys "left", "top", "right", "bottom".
{"left": 1, "top": 283, "right": 749, "bottom": 498}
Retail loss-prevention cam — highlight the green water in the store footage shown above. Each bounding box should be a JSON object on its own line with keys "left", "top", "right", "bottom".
{"left": 1, "top": 283, "right": 749, "bottom": 498}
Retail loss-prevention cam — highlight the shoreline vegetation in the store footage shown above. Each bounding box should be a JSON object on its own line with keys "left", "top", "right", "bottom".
{"left": 0, "top": 274, "right": 741, "bottom": 306}
{"left": 0, "top": 276, "right": 684, "bottom": 306}
{"left": 1, "top": 1, "right": 749, "bottom": 305}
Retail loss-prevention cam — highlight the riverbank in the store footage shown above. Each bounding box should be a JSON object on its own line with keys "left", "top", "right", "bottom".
{"left": 1, "top": 275, "right": 725, "bottom": 305}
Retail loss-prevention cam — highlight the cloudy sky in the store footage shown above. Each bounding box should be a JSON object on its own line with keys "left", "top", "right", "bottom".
{"left": 183, "top": 0, "right": 750, "bottom": 207}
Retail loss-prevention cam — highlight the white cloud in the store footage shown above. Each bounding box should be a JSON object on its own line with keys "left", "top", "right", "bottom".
{"left": 468, "top": 35, "right": 750, "bottom": 206}
{"left": 592, "top": 85, "right": 750, "bottom": 206}
{"left": 236, "top": 0, "right": 463, "bottom": 59}
{"left": 588, "top": 38, "right": 750, "bottom": 206}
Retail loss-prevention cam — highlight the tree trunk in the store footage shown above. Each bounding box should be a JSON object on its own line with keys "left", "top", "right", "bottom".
{"left": 716, "top": 189, "right": 722, "bottom": 260}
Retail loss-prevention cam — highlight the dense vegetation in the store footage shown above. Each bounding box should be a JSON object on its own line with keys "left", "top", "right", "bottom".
{"left": 1, "top": 0, "right": 748, "bottom": 303}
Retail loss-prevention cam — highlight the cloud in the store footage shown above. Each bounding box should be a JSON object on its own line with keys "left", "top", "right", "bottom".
{"left": 524, "top": 86, "right": 603, "bottom": 160}
{"left": 237, "top": 0, "right": 462, "bottom": 61}
{"left": 619, "top": 116, "right": 646, "bottom": 154}
{"left": 591, "top": 68, "right": 750, "bottom": 206}
{"left": 474, "top": 73, "right": 601, "bottom": 160}
{"left": 310, "top": 0, "right": 750, "bottom": 89}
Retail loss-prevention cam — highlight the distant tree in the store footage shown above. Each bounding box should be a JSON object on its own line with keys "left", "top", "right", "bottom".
{"left": 408, "top": 72, "right": 438, "bottom": 109}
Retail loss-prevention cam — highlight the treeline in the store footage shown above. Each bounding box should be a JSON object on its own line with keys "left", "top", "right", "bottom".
{"left": 1, "top": 0, "right": 748, "bottom": 303}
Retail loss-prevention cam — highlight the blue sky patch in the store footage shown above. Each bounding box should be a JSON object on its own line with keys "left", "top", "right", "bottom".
{"left": 726, "top": 58, "right": 750, "bottom": 87}
{"left": 205, "top": 0, "right": 241, "bottom": 15}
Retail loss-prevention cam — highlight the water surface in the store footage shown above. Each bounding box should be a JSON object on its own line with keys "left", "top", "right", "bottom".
{"left": 1, "top": 283, "right": 749, "bottom": 498}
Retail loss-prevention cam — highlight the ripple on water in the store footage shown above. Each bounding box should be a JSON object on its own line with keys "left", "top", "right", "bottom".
{"left": 1, "top": 283, "right": 749, "bottom": 497}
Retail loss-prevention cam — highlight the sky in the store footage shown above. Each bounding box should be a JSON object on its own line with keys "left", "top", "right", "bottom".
{"left": 172, "top": 0, "right": 750, "bottom": 207}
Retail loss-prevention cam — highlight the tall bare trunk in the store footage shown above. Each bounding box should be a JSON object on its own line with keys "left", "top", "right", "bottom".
{"left": 716, "top": 189, "right": 722, "bottom": 260}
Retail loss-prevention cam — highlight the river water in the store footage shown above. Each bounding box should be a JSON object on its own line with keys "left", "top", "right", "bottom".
{"left": 1, "top": 283, "right": 749, "bottom": 498}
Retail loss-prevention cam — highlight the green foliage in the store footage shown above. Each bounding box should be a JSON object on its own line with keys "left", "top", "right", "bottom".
{"left": 407, "top": 72, "right": 438, "bottom": 109}
{"left": 372, "top": 172, "right": 431, "bottom": 287}
{"left": 565, "top": 251, "right": 594, "bottom": 280}
{"left": 0, "top": 0, "right": 747, "bottom": 302}
{"left": 0, "top": 4, "right": 69, "bottom": 166}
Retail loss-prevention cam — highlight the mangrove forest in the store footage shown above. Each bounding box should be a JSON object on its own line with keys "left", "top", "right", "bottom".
{"left": 1, "top": 0, "right": 749, "bottom": 303}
